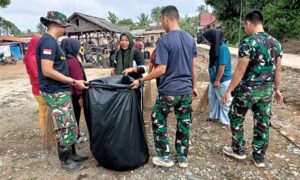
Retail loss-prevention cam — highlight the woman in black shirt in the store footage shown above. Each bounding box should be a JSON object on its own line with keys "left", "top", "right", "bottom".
{"left": 111, "top": 32, "right": 145, "bottom": 79}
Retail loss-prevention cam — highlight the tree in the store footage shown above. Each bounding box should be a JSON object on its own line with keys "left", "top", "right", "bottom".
{"left": 262, "top": 0, "right": 300, "bottom": 40}
{"left": 36, "top": 23, "right": 46, "bottom": 34}
{"left": 205, "top": 0, "right": 250, "bottom": 43}
{"left": 205, "top": 0, "right": 300, "bottom": 42}
{"left": 151, "top": 7, "right": 164, "bottom": 25}
{"left": 107, "top": 11, "right": 119, "bottom": 24}
{"left": 137, "top": 13, "right": 151, "bottom": 29}
{"left": 0, "top": 0, "right": 10, "bottom": 8}
{"left": 197, "top": 5, "right": 209, "bottom": 14}
{"left": 117, "top": 18, "right": 138, "bottom": 30}
{"left": 0, "top": 17, "right": 21, "bottom": 36}
{"left": 181, "top": 15, "right": 199, "bottom": 37}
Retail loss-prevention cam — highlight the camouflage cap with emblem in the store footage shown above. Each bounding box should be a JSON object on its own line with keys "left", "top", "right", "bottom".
{"left": 40, "top": 11, "right": 71, "bottom": 27}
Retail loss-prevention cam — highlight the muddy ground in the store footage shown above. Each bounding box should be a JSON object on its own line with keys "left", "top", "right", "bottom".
{"left": 0, "top": 48, "right": 300, "bottom": 179}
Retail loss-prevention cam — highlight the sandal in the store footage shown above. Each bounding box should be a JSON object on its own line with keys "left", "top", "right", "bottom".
{"left": 205, "top": 118, "right": 213, "bottom": 122}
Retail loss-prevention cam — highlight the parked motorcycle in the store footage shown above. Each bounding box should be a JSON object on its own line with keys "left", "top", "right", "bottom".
{"left": 83, "top": 45, "right": 106, "bottom": 67}
{"left": 0, "top": 53, "right": 17, "bottom": 65}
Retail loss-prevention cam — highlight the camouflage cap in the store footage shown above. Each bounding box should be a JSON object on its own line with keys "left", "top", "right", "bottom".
{"left": 40, "top": 11, "right": 71, "bottom": 27}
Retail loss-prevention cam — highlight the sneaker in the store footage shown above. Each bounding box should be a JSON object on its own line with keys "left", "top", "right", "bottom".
{"left": 152, "top": 156, "right": 174, "bottom": 167}
{"left": 223, "top": 146, "right": 246, "bottom": 160}
{"left": 251, "top": 155, "right": 265, "bottom": 168}
{"left": 222, "top": 125, "right": 229, "bottom": 129}
{"left": 178, "top": 156, "right": 188, "bottom": 168}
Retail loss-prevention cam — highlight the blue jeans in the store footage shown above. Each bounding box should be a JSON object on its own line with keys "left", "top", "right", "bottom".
{"left": 208, "top": 80, "right": 232, "bottom": 125}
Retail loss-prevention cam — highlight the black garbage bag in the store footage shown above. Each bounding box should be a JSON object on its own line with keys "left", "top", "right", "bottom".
{"left": 144, "top": 51, "right": 150, "bottom": 59}
{"left": 82, "top": 75, "right": 149, "bottom": 171}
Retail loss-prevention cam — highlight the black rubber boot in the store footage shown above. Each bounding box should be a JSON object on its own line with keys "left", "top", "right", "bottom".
{"left": 71, "top": 145, "right": 89, "bottom": 163}
{"left": 58, "top": 146, "right": 84, "bottom": 171}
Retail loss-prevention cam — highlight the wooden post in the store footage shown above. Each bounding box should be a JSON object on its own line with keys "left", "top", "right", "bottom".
{"left": 20, "top": 43, "right": 24, "bottom": 60}
{"left": 96, "top": 31, "right": 99, "bottom": 46}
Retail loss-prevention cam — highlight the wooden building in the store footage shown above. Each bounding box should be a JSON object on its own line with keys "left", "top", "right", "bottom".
{"left": 66, "top": 12, "right": 125, "bottom": 46}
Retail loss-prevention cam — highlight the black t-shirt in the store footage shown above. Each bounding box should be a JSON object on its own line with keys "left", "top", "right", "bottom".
{"left": 36, "top": 34, "right": 70, "bottom": 93}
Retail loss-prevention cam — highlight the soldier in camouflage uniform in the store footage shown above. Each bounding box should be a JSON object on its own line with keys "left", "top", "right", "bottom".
{"left": 37, "top": 11, "right": 88, "bottom": 171}
{"left": 221, "top": 9, "right": 283, "bottom": 168}
{"left": 152, "top": 95, "right": 193, "bottom": 158}
{"left": 41, "top": 92, "right": 79, "bottom": 145}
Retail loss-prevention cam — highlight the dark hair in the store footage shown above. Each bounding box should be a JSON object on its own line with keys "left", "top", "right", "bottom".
{"left": 161, "top": 5, "right": 179, "bottom": 20}
{"left": 244, "top": 9, "right": 263, "bottom": 25}
{"left": 46, "top": 22, "right": 59, "bottom": 28}
{"left": 44, "top": 21, "right": 51, "bottom": 27}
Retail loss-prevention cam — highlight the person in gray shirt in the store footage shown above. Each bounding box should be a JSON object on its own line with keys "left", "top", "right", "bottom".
{"left": 131, "top": 5, "right": 198, "bottom": 168}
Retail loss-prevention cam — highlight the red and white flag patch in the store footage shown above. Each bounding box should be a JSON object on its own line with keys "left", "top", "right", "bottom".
{"left": 43, "top": 49, "right": 52, "bottom": 55}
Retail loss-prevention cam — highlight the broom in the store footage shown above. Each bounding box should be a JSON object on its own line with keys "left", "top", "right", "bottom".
{"left": 143, "top": 80, "right": 152, "bottom": 110}
{"left": 143, "top": 59, "right": 154, "bottom": 110}
{"left": 195, "top": 84, "right": 209, "bottom": 115}
{"left": 42, "top": 107, "right": 56, "bottom": 151}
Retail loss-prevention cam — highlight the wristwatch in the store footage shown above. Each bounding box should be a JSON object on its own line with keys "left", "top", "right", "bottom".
{"left": 138, "top": 78, "right": 143, "bottom": 84}
{"left": 71, "top": 79, "right": 76, "bottom": 86}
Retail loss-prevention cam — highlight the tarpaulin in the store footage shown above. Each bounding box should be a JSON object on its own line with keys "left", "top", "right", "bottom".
{"left": 0, "top": 45, "right": 11, "bottom": 57}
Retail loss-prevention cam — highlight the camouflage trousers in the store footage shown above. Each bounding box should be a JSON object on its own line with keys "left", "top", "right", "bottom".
{"left": 42, "top": 91, "right": 78, "bottom": 147}
{"left": 151, "top": 94, "right": 192, "bottom": 158}
{"left": 229, "top": 85, "right": 273, "bottom": 160}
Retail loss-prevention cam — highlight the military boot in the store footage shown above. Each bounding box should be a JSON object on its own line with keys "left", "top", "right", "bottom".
{"left": 58, "top": 145, "right": 84, "bottom": 171}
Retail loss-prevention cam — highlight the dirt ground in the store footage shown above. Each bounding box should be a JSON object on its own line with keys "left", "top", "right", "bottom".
{"left": 281, "top": 40, "right": 300, "bottom": 55}
{"left": 0, "top": 49, "right": 300, "bottom": 179}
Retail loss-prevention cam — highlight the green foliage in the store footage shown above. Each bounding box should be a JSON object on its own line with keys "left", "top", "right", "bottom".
{"left": 36, "top": 23, "right": 46, "bottom": 34}
{"left": 0, "top": 0, "right": 10, "bottom": 8}
{"left": 205, "top": 0, "right": 300, "bottom": 42}
{"left": 197, "top": 5, "right": 209, "bottom": 14}
{"left": 0, "top": 16, "right": 21, "bottom": 36}
{"left": 107, "top": 11, "right": 119, "bottom": 24}
{"left": 0, "top": 0, "right": 19, "bottom": 36}
{"left": 105, "top": 8, "right": 199, "bottom": 36}
{"left": 181, "top": 15, "right": 199, "bottom": 37}
{"left": 150, "top": 6, "right": 199, "bottom": 37}
{"left": 117, "top": 18, "right": 138, "bottom": 30}
{"left": 262, "top": 0, "right": 300, "bottom": 40}
{"left": 137, "top": 13, "right": 151, "bottom": 29}
{"left": 151, "top": 7, "right": 164, "bottom": 25}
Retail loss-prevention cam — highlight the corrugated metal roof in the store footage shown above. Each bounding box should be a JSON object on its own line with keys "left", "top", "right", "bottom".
{"left": 143, "top": 30, "right": 165, "bottom": 35}
{"left": 119, "top": 26, "right": 131, "bottom": 32}
{"left": 130, "top": 29, "right": 146, "bottom": 36}
{"left": 199, "top": 13, "right": 216, "bottom": 29}
{"left": 0, "top": 36, "right": 28, "bottom": 43}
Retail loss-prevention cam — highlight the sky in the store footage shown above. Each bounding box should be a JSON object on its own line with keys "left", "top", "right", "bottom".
{"left": 0, "top": 0, "right": 205, "bottom": 31}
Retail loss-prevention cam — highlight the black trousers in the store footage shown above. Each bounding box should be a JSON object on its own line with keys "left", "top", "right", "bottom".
{"left": 72, "top": 95, "right": 81, "bottom": 135}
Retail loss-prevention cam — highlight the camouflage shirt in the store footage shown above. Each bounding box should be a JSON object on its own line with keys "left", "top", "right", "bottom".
{"left": 239, "top": 32, "right": 282, "bottom": 85}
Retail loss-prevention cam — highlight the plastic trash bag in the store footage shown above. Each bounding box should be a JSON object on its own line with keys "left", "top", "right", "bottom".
{"left": 83, "top": 75, "right": 149, "bottom": 171}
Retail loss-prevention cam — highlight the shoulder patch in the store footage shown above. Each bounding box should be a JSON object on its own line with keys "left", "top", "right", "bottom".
{"left": 43, "top": 49, "right": 52, "bottom": 55}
